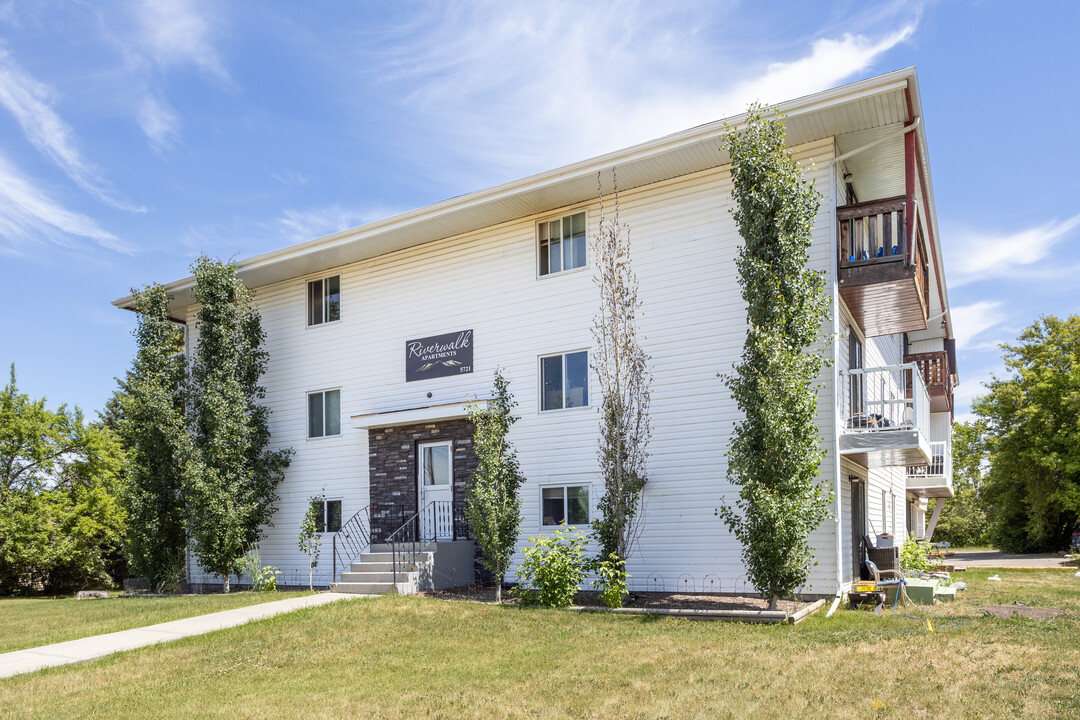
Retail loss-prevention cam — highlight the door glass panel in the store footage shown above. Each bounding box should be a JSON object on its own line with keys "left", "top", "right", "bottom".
{"left": 424, "top": 445, "right": 450, "bottom": 486}
{"left": 542, "top": 487, "right": 564, "bottom": 526}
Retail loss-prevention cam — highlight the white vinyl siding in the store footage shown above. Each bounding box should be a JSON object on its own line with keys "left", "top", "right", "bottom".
{"left": 184, "top": 138, "right": 847, "bottom": 593}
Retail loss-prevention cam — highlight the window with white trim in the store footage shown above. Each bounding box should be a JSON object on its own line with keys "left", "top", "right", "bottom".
{"left": 538, "top": 211, "right": 586, "bottom": 276}
{"left": 307, "top": 275, "right": 341, "bottom": 326}
{"left": 540, "top": 351, "right": 588, "bottom": 411}
{"left": 308, "top": 389, "right": 341, "bottom": 438}
{"left": 309, "top": 498, "right": 342, "bottom": 533}
{"left": 541, "top": 485, "right": 590, "bottom": 526}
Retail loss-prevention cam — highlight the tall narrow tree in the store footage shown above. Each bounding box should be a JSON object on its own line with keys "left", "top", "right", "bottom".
{"left": 183, "top": 256, "right": 292, "bottom": 592}
{"left": 465, "top": 370, "right": 524, "bottom": 603}
{"left": 116, "top": 284, "right": 188, "bottom": 589}
{"left": 590, "top": 170, "right": 652, "bottom": 564}
{"left": 718, "top": 104, "right": 831, "bottom": 609}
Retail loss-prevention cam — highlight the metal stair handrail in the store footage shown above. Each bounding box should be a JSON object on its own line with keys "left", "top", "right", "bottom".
{"left": 331, "top": 505, "right": 372, "bottom": 584}
{"left": 385, "top": 500, "right": 454, "bottom": 593}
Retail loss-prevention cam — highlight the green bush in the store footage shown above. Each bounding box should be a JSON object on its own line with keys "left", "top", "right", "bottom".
{"left": 238, "top": 548, "right": 280, "bottom": 592}
{"left": 514, "top": 528, "right": 587, "bottom": 609}
{"left": 593, "top": 553, "right": 628, "bottom": 608}
{"left": 899, "top": 537, "right": 936, "bottom": 575}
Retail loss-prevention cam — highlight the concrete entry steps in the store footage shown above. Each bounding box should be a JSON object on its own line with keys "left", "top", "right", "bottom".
{"left": 331, "top": 540, "right": 476, "bottom": 595}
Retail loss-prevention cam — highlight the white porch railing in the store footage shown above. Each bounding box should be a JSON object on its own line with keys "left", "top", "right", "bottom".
{"left": 839, "top": 363, "right": 930, "bottom": 435}
{"left": 907, "top": 441, "right": 952, "bottom": 480}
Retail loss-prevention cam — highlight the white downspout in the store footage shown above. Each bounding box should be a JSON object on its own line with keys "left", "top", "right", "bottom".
{"left": 826, "top": 143, "right": 845, "bottom": 618}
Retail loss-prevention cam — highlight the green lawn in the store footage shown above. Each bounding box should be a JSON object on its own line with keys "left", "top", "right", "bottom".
{"left": 2, "top": 571, "right": 1079, "bottom": 719}
{"left": 0, "top": 591, "right": 312, "bottom": 654}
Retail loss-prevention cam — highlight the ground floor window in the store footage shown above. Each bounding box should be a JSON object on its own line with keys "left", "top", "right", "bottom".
{"left": 311, "top": 498, "right": 342, "bottom": 533}
{"left": 541, "top": 485, "right": 590, "bottom": 526}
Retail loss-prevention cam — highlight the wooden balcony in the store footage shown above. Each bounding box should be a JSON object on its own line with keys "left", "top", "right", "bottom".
{"left": 904, "top": 350, "right": 954, "bottom": 414}
{"left": 837, "top": 197, "right": 930, "bottom": 337}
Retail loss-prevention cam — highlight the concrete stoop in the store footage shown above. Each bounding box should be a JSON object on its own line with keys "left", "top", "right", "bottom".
{"left": 330, "top": 541, "right": 475, "bottom": 595}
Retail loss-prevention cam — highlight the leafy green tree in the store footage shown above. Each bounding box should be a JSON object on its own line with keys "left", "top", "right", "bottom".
{"left": 590, "top": 171, "right": 651, "bottom": 566}
{"left": 465, "top": 370, "right": 525, "bottom": 603}
{"left": 927, "top": 421, "right": 991, "bottom": 547}
{"left": 182, "top": 256, "right": 292, "bottom": 592}
{"left": 298, "top": 494, "right": 323, "bottom": 592}
{"left": 975, "top": 316, "right": 1080, "bottom": 552}
{"left": 115, "top": 283, "right": 188, "bottom": 589}
{"left": 0, "top": 366, "right": 126, "bottom": 594}
{"left": 717, "top": 104, "right": 832, "bottom": 609}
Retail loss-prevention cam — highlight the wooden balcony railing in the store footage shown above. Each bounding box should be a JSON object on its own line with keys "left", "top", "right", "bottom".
{"left": 838, "top": 197, "right": 907, "bottom": 267}
{"left": 904, "top": 350, "right": 953, "bottom": 413}
{"left": 836, "top": 196, "right": 930, "bottom": 337}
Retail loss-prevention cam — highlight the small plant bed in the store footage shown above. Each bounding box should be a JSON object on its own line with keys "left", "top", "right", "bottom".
{"left": 421, "top": 585, "right": 821, "bottom": 622}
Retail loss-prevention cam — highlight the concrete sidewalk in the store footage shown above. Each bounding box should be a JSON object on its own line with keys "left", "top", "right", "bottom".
{"left": 0, "top": 592, "right": 360, "bottom": 680}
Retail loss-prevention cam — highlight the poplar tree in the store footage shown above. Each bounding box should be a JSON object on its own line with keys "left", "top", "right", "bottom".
{"left": 116, "top": 284, "right": 188, "bottom": 589}
{"left": 464, "top": 370, "right": 524, "bottom": 603}
{"left": 183, "top": 256, "right": 292, "bottom": 592}
{"left": 718, "top": 104, "right": 831, "bottom": 609}
{"left": 591, "top": 171, "right": 651, "bottom": 564}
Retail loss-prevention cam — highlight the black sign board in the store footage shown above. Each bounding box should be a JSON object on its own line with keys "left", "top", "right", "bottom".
{"left": 405, "top": 330, "right": 474, "bottom": 382}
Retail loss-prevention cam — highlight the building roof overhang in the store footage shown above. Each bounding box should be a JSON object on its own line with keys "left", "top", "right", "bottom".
{"left": 113, "top": 67, "right": 949, "bottom": 338}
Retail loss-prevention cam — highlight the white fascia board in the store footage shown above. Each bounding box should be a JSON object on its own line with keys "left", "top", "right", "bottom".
{"left": 113, "top": 69, "right": 918, "bottom": 310}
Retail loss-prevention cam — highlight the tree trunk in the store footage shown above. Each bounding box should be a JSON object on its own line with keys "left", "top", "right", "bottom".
{"left": 768, "top": 595, "right": 778, "bottom": 611}
{"left": 308, "top": 546, "right": 314, "bottom": 592}
{"left": 223, "top": 574, "right": 230, "bottom": 594}
{"left": 495, "top": 575, "right": 502, "bottom": 604}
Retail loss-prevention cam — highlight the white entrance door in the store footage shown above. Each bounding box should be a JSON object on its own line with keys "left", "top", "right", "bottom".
{"left": 418, "top": 440, "right": 454, "bottom": 541}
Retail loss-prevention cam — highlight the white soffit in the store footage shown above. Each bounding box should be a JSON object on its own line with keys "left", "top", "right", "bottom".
{"left": 115, "top": 69, "right": 924, "bottom": 316}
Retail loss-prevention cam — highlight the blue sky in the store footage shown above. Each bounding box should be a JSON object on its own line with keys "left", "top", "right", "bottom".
{"left": 0, "top": 0, "right": 1077, "bottom": 422}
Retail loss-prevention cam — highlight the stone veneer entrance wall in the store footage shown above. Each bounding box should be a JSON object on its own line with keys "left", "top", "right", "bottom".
{"left": 367, "top": 419, "right": 477, "bottom": 544}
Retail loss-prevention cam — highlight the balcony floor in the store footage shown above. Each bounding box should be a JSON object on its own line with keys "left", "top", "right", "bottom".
{"left": 840, "top": 429, "right": 931, "bottom": 469}
{"left": 906, "top": 475, "right": 955, "bottom": 499}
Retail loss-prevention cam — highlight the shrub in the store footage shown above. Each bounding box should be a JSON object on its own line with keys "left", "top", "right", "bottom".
{"left": 593, "top": 553, "right": 628, "bottom": 608}
{"left": 514, "top": 528, "right": 587, "bottom": 609}
{"left": 238, "top": 548, "right": 280, "bottom": 592}
{"left": 899, "top": 537, "right": 936, "bottom": 575}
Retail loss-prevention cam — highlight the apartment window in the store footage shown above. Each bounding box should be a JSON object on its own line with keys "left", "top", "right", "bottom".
{"left": 308, "top": 389, "right": 341, "bottom": 438}
{"left": 542, "top": 485, "right": 590, "bottom": 526}
{"left": 540, "top": 351, "right": 588, "bottom": 411}
{"left": 538, "top": 211, "right": 586, "bottom": 276}
{"left": 307, "top": 275, "right": 341, "bottom": 326}
{"left": 310, "top": 498, "right": 342, "bottom": 533}
{"left": 848, "top": 329, "right": 864, "bottom": 416}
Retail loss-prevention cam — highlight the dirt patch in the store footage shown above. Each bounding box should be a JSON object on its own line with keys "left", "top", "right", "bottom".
{"left": 421, "top": 585, "right": 809, "bottom": 614}
{"left": 982, "top": 604, "right": 1063, "bottom": 620}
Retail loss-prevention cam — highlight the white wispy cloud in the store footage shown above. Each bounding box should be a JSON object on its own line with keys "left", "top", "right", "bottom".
{"left": 0, "top": 45, "right": 145, "bottom": 212}
{"left": 136, "top": 94, "right": 181, "bottom": 153}
{"left": 946, "top": 213, "right": 1080, "bottom": 286}
{"left": 0, "top": 151, "right": 129, "bottom": 254}
{"left": 276, "top": 205, "right": 399, "bottom": 243}
{"left": 131, "top": 0, "right": 229, "bottom": 83}
{"left": 951, "top": 301, "right": 1006, "bottom": 351}
{"left": 359, "top": 1, "right": 917, "bottom": 177}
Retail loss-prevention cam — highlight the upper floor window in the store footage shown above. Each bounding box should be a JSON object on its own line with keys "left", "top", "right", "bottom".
{"left": 540, "top": 351, "right": 588, "bottom": 411}
{"left": 308, "top": 389, "right": 341, "bottom": 438}
{"left": 308, "top": 275, "right": 341, "bottom": 326}
{"left": 538, "top": 211, "right": 586, "bottom": 276}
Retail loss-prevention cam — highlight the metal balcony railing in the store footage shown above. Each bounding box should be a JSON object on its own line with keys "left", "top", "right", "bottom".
{"left": 839, "top": 363, "right": 930, "bottom": 436}
{"left": 907, "top": 441, "right": 952, "bottom": 480}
